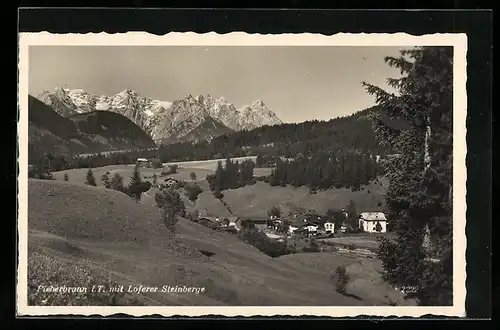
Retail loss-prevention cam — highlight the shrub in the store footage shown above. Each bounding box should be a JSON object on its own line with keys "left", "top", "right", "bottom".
{"left": 160, "top": 164, "right": 179, "bottom": 176}
{"left": 302, "top": 239, "right": 320, "bottom": 252}
{"left": 85, "top": 168, "right": 97, "bottom": 186}
{"left": 267, "top": 205, "right": 281, "bottom": 219}
{"left": 237, "top": 228, "right": 290, "bottom": 258}
{"left": 63, "top": 173, "right": 69, "bottom": 182}
{"left": 173, "top": 180, "right": 185, "bottom": 189}
{"left": 150, "top": 158, "right": 162, "bottom": 169}
{"left": 213, "top": 190, "right": 224, "bottom": 199}
{"left": 168, "top": 164, "right": 178, "bottom": 174}
{"left": 330, "top": 265, "right": 350, "bottom": 294}
{"left": 188, "top": 209, "right": 199, "bottom": 222}
{"left": 185, "top": 182, "right": 203, "bottom": 202}
{"left": 110, "top": 173, "right": 125, "bottom": 193}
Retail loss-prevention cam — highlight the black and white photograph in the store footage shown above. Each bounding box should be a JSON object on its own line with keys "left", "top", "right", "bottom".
{"left": 17, "top": 32, "right": 467, "bottom": 317}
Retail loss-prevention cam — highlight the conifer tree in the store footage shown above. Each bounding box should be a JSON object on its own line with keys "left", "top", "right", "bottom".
{"left": 214, "top": 160, "right": 224, "bottom": 192}
{"left": 256, "top": 154, "right": 263, "bottom": 167}
{"left": 346, "top": 200, "right": 357, "bottom": 228}
{"left": 362, "top": 46, "right": 453, "bottom": 305}
{"left": 128, "top": 163, "right": 142, "bottom": 202}
{"left": 85, "top": 168, "right": 97, "bottom": 186}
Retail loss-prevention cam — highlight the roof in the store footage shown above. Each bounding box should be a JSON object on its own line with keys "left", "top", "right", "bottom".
{"left": 198, "top": 216, "right": 220, "bottom": 223}
{"left": 359, "top": 212, "right": 387, "bottom": 221}
{"left": 239, "top": 217, "right": 269, "bottom": 223}
{"left": 299, "top": 221, "right": 319, "bottom": 228}
{"left": 137, "top": 158, "right": 148, "bottom": 162}
{"left": 219, "top": 216, "right": 239, "bottom": 222}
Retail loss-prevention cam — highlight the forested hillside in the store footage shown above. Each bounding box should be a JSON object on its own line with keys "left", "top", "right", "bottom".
{"left": 157, "top": 106, "right": 404, "bottom": 163}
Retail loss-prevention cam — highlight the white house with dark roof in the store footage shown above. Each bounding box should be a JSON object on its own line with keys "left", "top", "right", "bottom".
{"left": 324, "top": 222, "right": 335, "bottom": 233}
{"left": 359, "top": 212, "right": 388, "bottom": 233}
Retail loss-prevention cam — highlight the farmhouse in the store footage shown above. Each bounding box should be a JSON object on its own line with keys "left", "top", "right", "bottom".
{"left": 288, "top": 225, "right": 299, "bottom": 234}
{"left": 323, "top": 221, "right": 335, "bottom": 234}
{"left": 136, "top": 158, "right": 149, "bottom": 165}
{"left": 359, "top": 212, "right": 388, "bottom": 233}
{"left": 164, "top": 177, "right": 178, "bottom": 187}
{"left": 292, "top": 221, "right": 319, "bottom": 237}
{"left": 218, "top": 216, "right": 239, "bottom": 228}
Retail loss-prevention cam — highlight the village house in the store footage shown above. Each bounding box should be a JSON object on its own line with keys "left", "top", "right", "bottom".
{"left": 324, "top": 221, "right": 335, "bottom": 234}
{"left": 236, "top": 217, "right": 270, "bottom": 231}
{"left": 288, "top": 225, "right": 299, "bottom": 234}
{"left": 293, "top": 220, "right": 319, "bottom": 237}
{"left": 136, "top": 158, "right": 149, "bottom": 167}
{"left": 218, "top": 216, "right": 239, "bottom": 228}
{"left": 164, "top": 177, "right": 178, "bottom": 187}
{"left": 197, "top": 216, "right": 220, "bottom": 227}
{"left": 359, "top": 212, "right": 388, "bottom": 233}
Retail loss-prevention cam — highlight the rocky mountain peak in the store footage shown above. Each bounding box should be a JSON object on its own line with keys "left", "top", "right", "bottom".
{"left": 36, "top": 87, "right": 283, "bottom": 145}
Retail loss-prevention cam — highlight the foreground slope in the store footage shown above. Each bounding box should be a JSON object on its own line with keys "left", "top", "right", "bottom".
{"left": 28, "top": 179, "right": 371, "bottom": 306}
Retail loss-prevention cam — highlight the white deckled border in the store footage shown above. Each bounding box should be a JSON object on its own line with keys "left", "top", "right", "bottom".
{"left": 17, "top": 31, "right": 468, "bottom": 318}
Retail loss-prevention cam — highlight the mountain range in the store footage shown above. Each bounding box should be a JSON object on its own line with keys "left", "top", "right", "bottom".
{"left": 37, "top": 88, "right": 283, "bottom": 145}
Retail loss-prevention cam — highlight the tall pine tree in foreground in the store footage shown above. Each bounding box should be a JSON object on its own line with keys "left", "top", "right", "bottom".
{"left": 128, "top": 163, "right": 143, "bottom": 202}
{"left": 85, "top": 168, "right": 97, "bottom": 186}
{"left": 363, "top": 46, "right": 453, "bottom": 305}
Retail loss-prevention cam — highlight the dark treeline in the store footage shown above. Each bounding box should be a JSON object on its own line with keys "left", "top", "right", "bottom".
{"left": 28, "top": 149, "right": 160, "bottom": 172}
{"left": 206, "top": 157, "right": 256, "bottom": 198}
{"left": 158, "top": 107, "right": 394, "bottom": 162}
{"left": 266, "top": 149, "right": 382, "bottom": 191}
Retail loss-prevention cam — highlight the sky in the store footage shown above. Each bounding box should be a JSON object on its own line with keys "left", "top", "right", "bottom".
{"left": 29, "top": 46, "right": 405, "bottom": 123}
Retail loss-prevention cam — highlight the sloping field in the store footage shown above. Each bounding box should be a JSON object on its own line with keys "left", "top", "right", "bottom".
{"left": 53, "top": 162, "right": 386, "bottom": 218}
{"left": 52, "top": 165, "right": 215, "bottom": 188}
{"left": 195, "top": 180, "right": 387, "bottom": 218}
{"left": 279, "top": 254, "right": 416, "bottom": 306}
{"left": 53, "top": 160, "right": 270, "bottom": 189}
{"left": 27, "top": 179, "right": 405, "bottom": 306}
